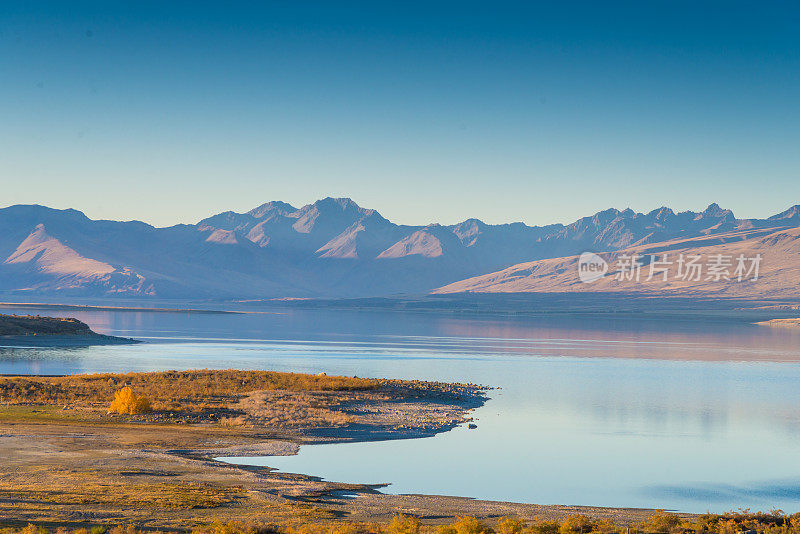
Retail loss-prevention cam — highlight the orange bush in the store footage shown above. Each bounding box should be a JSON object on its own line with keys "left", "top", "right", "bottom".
{"left": 108, "top": 387, "right": 152, "bottom": 415}
{"left": 388, "top": 515, "right": 420, "bottom": 534}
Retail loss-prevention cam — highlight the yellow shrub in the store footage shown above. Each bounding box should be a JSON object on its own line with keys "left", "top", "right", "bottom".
{"left": 388, "top": 515, "right": 420, "bottom": 534}
{"left": 287, "top": 524, "right": 378, "bottom": 534}
{"left": 108, "top": 387, "right": 152, "bottom": 415}
{"left": 437, "top": 517, "right": 493, "bottom": 534}
{"left": 715, "top": 519, "right": 740, "bottom": 534}
{"left": 559, "top": 516, "right": 594, "bottom": 534}
{"left": 20, "top": 525, "right": 45, "bottom": 534}
{"left": 592, "top": 520, "right": 617, "bottom": 534}
{"left": 529, "top": 519, "right": 560, "bottom": 534}
{"left": 496, "top": 518, "right": 525, "bottom": 534}
{"left": 638, "top": 511, "right": 680, "bottom": 534}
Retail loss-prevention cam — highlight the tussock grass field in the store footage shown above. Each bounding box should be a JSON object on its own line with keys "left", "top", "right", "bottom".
{"left": 4, "top": 510, "right": 800, "bottom": 534}
{"left": 0, "top": 370, "right": 378, "bottom": 411}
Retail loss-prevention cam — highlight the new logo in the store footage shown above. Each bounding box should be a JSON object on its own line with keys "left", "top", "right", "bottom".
{"left": 577, "top": 252, "right": 608, "bottom": 283}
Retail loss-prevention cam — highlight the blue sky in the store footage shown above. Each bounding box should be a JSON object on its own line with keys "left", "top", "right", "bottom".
{"left": 2, "top": 1, "right": 799, "bottom": 227}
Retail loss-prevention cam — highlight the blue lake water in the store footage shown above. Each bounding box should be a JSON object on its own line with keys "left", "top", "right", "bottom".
{"left": 2, "top": 305, "right": 800, "bottom": 513}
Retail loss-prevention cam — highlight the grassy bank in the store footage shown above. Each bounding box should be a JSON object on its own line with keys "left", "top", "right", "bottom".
{"left": 4, "top": 510, "right": 800, "bottom": 534}
{"left": 0, "top": 370, "right": 378, "bottom": 409}
{"left": 0, "top": 370, "right": 483, "bottom": 431}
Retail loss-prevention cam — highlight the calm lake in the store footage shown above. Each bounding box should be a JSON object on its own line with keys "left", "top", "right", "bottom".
{"left": 2, "top": 305, "right": 800, "bottom": 513}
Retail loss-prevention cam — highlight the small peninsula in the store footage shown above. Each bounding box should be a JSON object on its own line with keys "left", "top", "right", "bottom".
{"left": 0, "top": 314, "right": 136, "bottom": 345}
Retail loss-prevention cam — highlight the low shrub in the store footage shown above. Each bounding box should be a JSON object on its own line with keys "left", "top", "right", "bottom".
{"left": 497, "top": 518, "right": 525, "bottom": 534}
{"left": 108, "top": 387, "right": 152, "bottom": 415}
{"left": 388, "top": 515, "right": 421, "bottom": 534}
{"left": 559, "top": 516, "right": 595, "bottom": 534}
{"left": 437, "top": 517, "right": 493, "bottom": 534}
{"left": 529, "top": 519, "right": 561, "bottom": 534}
{"left": 638, "top": 510, "right": 681, "bottom": 534}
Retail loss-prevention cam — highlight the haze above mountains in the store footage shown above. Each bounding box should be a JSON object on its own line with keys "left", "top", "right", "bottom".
{"left": 1, "top": 198, "right": 799, "bottom": 301}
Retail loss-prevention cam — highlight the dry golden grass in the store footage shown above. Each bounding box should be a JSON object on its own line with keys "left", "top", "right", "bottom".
{"left": 236, "top": 390, "right": 355, "bottom": 428}
{"left": 491, "top": 512, "right": 800, "bottom": 534}
{"left": 0, "top": 467, "right": 239, "bottom": 511}
{"left": 0, "top": 482, "right": 236, "bottom": 510}
{"left": 4, "top": 511, "right": 800, "bottom": 534}
{"left": 0, "top": 369, "right": 479, "bottom": 435}
{"left": 0, "top": 370, "right": 378, "bottom": 412}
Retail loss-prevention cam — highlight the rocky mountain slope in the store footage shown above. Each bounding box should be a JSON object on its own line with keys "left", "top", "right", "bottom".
{"left": 0, "top": 198, "right": 798, "bottom": 300}
{"left": 435, "top": 226, "right": 800, "bottom": 298}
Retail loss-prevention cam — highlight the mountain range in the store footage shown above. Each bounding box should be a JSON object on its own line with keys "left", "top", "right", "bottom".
{"left": 1, "top": 198, "right": 799, "bottom": 300}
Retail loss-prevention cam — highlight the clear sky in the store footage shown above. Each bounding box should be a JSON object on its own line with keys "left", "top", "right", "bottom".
{"left": 2, "top": 1, "right": 799, "bottom": 227}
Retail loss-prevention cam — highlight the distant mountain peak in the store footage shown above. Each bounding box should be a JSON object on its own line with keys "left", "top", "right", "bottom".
{"left": 591, "top": 208, "right": 622, "bottom": 221}
{"left": 315, "top": 210, "right": 400, "bottom": 259}
{"left": 451, "top": 218, "right": 488, "bottom": 247}
{"left": 703, "top": 203, "right": 733, "bottom": 218}
{"left": 455, "top": 218, "right": 487, "bottom": 228}
{"left": 4, "top": 223, "right": 117, "bottom": 278}
{"left": 377, "top": 229, "right": 445, "bottom": 259}
{"left": 292, "top": 197, "right": 366, "bottom": 235}
{"left": 769, "top": 204, "right": 800, "bottom": 221}
{"left": 247, "top": 201, "right": 296, "bottom": 218}
{"left": 314, "top": 197, "right": 362, "bottom": 211}
{"left": 0, "top": 204, "right": 90, "bottom": 224}
{"left": 648, "top": 207, "right": 675, "bottom": 220}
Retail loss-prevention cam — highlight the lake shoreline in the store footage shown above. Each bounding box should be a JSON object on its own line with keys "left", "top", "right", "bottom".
{"left": 5, "top": 293, "right": 800, "bottom": 322}
{"left": 0, "top": 370, "right": 673, "bottom": 530}
{"left": 3, "top": 308, "right": 797, "bottom": 519}
{"left": 0, "top": 333, "right": 139, "bottom": 346}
